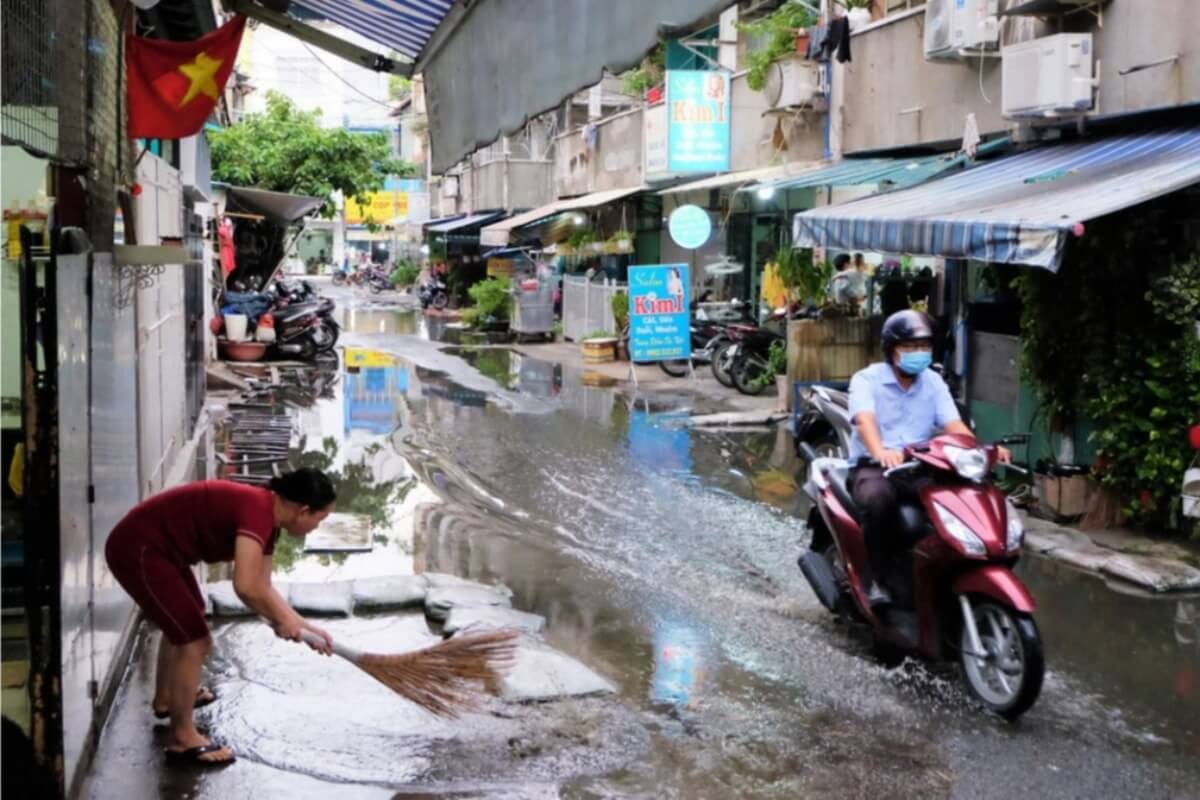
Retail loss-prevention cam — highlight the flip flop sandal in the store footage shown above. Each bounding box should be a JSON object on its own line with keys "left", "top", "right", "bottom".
{"left": 164, "top": 743, "right": 236, "bottom": 767}
{"left": 153, "top": 687, "right": 217, "bottom": 719}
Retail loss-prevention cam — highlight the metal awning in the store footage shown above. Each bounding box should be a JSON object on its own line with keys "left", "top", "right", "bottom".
{"left": 425, "top": 210, "right": 507, "bottom": 234}
{"left": 792, "top": 126, "right": 1200, "bottom": 271}
{"left": 288, "top": 0, "right": 453, "bottom": 61}
{"left": 660, "top": 162, "right": 822, "bottom": 195}
{"left": 421, "top": 213, "right": 465, "bottom": 229}
{"left": 223, "top": 186, "right": 325, "bottom": 225}
{"left": 234, "top": 1, "right": 727, "bottom": 174}
{"left": 479, "top": 185, "right": 647, "bottom": 247}
{"left": 749, "top": 153, "right": 962, "bottom": 194}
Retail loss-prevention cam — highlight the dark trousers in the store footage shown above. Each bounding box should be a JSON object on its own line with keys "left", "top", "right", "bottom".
{"left": 850, "top": 466, "right": 927, "bottom": 584}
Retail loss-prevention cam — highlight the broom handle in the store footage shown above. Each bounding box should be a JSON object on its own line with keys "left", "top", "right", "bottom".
{"left": 299, "top": 629, "right": 363, "bottom": 662}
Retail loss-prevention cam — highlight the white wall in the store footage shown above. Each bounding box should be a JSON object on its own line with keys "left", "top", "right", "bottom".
{"left": 240, "top": 22, "right": 393, "bottom": 131}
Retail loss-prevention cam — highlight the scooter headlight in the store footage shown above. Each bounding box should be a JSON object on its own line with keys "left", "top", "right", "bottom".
{"left": 1005, "top": 499, "right": 1024, "bottom": 552}
{"left": 932, "top": 502, "right": 987, "bottom": 556}
{"left": 944, "top": 445, "right": 989, "bottom": 482}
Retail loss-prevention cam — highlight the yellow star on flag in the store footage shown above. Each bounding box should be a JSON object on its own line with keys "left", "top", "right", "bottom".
{"left": 177, "top": 51, "right": 223, "bottom": 108}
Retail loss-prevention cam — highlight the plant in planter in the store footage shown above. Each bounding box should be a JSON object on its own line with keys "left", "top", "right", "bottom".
{"left": 776, "top": 246, "right": 831, "bottom": 307}
{"left": 622, "top": 44, "right": 665, "bottom": 99}
{"left": 466, "top": 276, "right": 513, "bottom": 330}
{"left": 751, "top": 338, "right": 789, "bottom": 393}
{"left": 738, "top": 1, "right": 818, "bottom": 90}
{"left": 611, "top": 290, "right": 630, "bottom": 359}
{"left": 606, "top": 230, "right": 634, "bottom": 254}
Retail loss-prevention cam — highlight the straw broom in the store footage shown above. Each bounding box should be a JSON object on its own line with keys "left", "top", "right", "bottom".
{"left": 299, "top": 628, "right": 520, "bottom": 717}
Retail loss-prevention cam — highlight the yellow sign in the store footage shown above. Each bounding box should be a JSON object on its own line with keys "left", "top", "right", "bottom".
{"left": 486, "top": 259, "right": 514, "bottom": 279}
{"left": 345, "top": 192, "right": 409, "bottom": 225}
{"left": 343, "top": 347, "right": 397, "bottom": 368}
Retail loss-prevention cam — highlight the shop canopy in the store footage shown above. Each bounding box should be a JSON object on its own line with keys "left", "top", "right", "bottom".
{"left": 659, "top": 162, "right": 823, "bottom": 195}
{"left": 223, "top": 186, "right": 325, "bottom": 226}
{"left": 425, "top": 210, "right": 507, "bottom": 234}
{"left": 480, "top": 185, "right": 648, "bottom": 247}
{"left": 747, "top": 152, "right": 963, "bottom": 195}
{"left": 791, "top": 126, "right": 1200, "bottom": 271}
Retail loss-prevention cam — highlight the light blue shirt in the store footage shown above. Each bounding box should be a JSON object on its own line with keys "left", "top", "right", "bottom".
{"left": 847, "top": 362, "right": 961, "bottom": 462}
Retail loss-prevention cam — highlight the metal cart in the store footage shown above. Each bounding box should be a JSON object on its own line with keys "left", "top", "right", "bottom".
{"left": 512, "top": 279, "right": 556, "bottom": 342}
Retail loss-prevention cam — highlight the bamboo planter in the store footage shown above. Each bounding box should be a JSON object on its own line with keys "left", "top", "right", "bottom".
{"left": 786, "top": 317, "right": 873, "bottom": 384}
{"left": 582, "top": 338, "right": 618, "bottom": 364}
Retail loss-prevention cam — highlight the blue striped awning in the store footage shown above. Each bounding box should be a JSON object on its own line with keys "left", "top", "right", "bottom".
{"left": 750, "top": 153, "right": 962, "bottom": 194}
{"left": 792, "top": 126, "right": 1200, "bottom": 271}
{"left": 289, "top": 0, "right": 453, "bottom": 60}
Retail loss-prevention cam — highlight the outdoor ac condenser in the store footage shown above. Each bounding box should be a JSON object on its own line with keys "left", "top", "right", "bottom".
{"left": 924, "top": 0, "right": 1000, "bottom": 61}
{"left": 1002, "top": 33, "right": 1095, "bottom": 118}
{"left": 763, "top": 56, "right": 820, "bottom": 109}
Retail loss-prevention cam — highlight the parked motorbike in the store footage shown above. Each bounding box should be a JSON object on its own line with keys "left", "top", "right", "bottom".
{"left": 269, "top": 281, "right": 339, "bottom": 353}
{"left": 418, "top": 276, "right": 450, "bottom": 310}
{"left": 729, "top": 325, "right": 786, "bottom": 396}
{"left": 266, "top": 302, "right": 330, "bottom": 361}
{"left": 796, "top": 434, "right": 1044, "bottom": 719}
{"left": 659, "top": 318, "right": 729, "bottom": 377}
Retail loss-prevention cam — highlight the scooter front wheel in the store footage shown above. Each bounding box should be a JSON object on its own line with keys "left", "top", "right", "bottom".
{"left": 959, "top": 601, "right": 1044, "bottom": 720}
{"left": 659, "top": 359, "right": 690, "bottom": 377}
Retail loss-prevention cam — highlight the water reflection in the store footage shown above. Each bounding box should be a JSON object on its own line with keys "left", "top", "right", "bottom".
{"left": 340, "top": 307, "right": 418, "bottom": 336}
{"left": 651, "top": 625, "right": 709, "bottom": 710}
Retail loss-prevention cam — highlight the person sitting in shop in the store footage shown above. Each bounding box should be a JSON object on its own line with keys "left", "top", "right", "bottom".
{"left": 830, "top": 253, "right": 868, "bottom": 307}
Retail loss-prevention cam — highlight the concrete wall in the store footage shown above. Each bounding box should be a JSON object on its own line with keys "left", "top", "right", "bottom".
{"left": 838, "top": 3, "right": 1200, "bottom": 153}
{"left": 467, "top": 159, "right": 553, "bottom": 211}
{"left": 729, "top": 69, "right": 826, "bottom": 171}
{"left": 554, "top": 108, "right": 645, "bottom": 198}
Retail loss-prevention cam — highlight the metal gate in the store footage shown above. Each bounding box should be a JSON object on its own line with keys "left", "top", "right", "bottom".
{"left": 561, "top": 275, "right": 625, "bottom": 342}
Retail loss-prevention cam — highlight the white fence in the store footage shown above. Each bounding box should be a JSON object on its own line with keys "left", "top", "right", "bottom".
{"left": 562, "top": 275, "right": 625, "bottom": 342}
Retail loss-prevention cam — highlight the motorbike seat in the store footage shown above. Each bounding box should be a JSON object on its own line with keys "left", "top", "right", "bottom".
{"left": 273, "top": 302, "right": 319, "bottom": 322}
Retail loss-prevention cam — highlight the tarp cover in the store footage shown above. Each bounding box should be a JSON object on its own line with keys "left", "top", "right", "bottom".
{"left": 421, "top": 0, "right": 730, "bottom": 173}
{"left": 225, "top": 186, "right": 325, "bottom": 225}
{"left": 791, "top": 126, "right": 1200, "bottom": 271}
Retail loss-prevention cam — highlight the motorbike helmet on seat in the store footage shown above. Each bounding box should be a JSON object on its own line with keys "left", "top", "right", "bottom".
{"left": 881, "top": 309, "right": 935, "bottom": 360}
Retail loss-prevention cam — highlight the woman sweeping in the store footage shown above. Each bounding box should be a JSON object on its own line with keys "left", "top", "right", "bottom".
{"left": 105, "top": 468, "right": 337, "bottom": 766}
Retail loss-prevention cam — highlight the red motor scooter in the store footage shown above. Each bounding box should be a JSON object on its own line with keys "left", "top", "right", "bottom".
{"left": 797, "top": 433, "right": 1044, "bottom": 719}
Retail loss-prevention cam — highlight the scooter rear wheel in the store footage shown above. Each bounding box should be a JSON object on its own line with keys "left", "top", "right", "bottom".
{"left": 711, "top": 342, "right": 737, "bottom": 388}
{"left": 432, "top": 291, "right": 449, "bottom": 310}
{"left": 660, "top": 359, "right": 690, "bottom": 377}
{"left": 959, "top": 601, "right": 1044, "bottom": 720}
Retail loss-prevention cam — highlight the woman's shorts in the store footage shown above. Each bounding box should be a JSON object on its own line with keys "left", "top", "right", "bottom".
{"left": 105, "top": 525, "right": 209, "bottom": 645}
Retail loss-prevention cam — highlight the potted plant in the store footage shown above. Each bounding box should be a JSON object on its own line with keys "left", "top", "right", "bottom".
{"left": 607, "top": 230, "right": 634, "bottom": 254}
{"left": 581, "top": 330, "right": 618, "bottom": 363}
{"left": 738, "top": 1, "right": 818, "bottom": 89}
{"left": 466, "top": 276, "right": 513, "bottom": 332}
{"left": 750, "top": 339, "right": 790, "bottom": 409}
{"left": 611, "top": 291, "right": 630, "bottom": 359}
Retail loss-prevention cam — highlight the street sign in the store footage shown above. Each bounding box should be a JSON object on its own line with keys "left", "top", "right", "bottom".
{"left": 628, "top": 264, "right": 690, "bottom": 362}
{"left": 666, "top": 70, "right": 731, "bottom": 173}
{"left": 668, "top": 204, "right": 712, "bottom": 249}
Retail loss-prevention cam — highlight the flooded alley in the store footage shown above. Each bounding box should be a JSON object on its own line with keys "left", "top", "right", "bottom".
{"left": 82, "top": 297, "right": 1200, "bottom": 800}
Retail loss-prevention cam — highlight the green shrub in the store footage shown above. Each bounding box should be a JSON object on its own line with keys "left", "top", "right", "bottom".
{"left": 390, "top": 260, "right": 419, "bottom": 287}
{"left": 738, "top": 2, "right": 816, "bottom": 91}
{"left": 467, "top": 276, "right": 513, "bottom": 320}
{"left": 751, "top": 339, "right": 789, "bottom": 391}
{"left": 611, "top": 291, "right": 630, "bottom": 332}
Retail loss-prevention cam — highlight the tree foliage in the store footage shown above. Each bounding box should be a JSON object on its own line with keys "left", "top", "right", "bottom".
{"left": 210, "top": 91, "right": 417, "bottom": 218}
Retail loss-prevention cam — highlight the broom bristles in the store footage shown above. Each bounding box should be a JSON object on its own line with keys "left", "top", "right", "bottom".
{"left": 353, "top": 628, "right": 521, "bottom": 718}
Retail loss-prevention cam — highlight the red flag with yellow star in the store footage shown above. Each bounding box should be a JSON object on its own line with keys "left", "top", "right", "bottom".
{"left": 126, "top": 15, "right": 246, "bottom": 139}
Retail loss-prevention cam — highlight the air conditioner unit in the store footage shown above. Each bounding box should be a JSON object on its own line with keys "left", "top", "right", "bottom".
{"left": 1002, "top": 33, "right": 1095, "bottom": 118}
{"left": 924, "top": 0, "right": 1000, "bottom": 61}
{"left": 764, "top": 56, "right": 820, "bottom": 109}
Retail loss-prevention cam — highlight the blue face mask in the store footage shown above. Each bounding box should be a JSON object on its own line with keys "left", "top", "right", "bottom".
{"left": 897, "top": 351, "right": 932, "bottom": 375}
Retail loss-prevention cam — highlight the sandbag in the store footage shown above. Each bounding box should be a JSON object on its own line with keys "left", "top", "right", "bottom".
{"left": 286, "top": 580, "right": 354, "bottom": 616}
{"left": 207, "top": 580, "right": 255, "bottom": 617}
{"left": 352, "top": 575, "right": 429, "bottom": 611}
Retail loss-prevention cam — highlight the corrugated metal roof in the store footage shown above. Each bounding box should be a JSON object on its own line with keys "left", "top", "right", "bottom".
{"left": 659, "top": 162, "right": 822, "bottom": 195}
{"left": 425, "top": 210, "right": 507, "bottom": 233}
{"left": 753, "top": 153, "right": 961, "bottom": 193}
{"left": 792, "top": 126, "right": 1200, "bottom": 271}
{"left": 479, "top": 185, "right": 647, "bottom": 247}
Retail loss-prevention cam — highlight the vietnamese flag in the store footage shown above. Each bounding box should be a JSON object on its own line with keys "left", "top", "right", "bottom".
{"left": 126, "top": 15, "right": 246, "bottom": 139}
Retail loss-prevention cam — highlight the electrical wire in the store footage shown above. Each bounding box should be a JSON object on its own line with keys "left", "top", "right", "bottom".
{"left": 299, "top": 42, "right": 396, "bottom": 109}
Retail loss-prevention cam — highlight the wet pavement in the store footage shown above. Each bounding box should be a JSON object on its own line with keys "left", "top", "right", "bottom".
{"left": 82, "top": 298, "right": 1200, "bottom": 799}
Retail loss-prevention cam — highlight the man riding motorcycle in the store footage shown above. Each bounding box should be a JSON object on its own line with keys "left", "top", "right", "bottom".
{"left": 848, "top": 310, "right": 1009, "bottom": 606}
